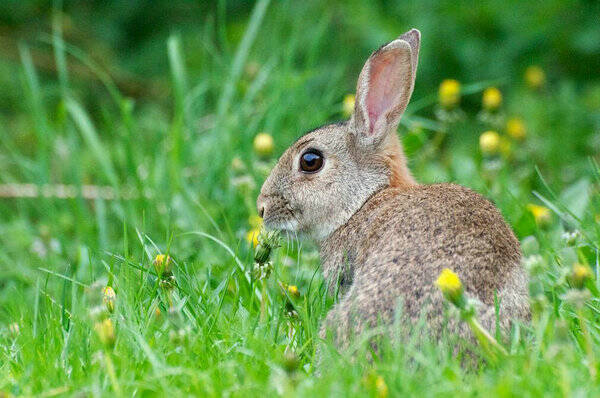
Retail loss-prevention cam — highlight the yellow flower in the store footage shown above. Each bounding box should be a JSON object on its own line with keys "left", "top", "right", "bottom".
{"left": 287, "top": 284, "right": 300, "bottom": 298}
{"left": 375, "top": 375, "right": 388, "bottom": 398}
{"left": 571, "top": 263, "right": 593, "bottom": 289}
{"left": 482, "top": 87, "right": 502, "bottom": 111}
{"left": 153, "top": 254, "right": 173, "bottom": 276}
{"left": 435, "top": 268, "right": 464, "bottom": 307}
{"left": 479, "top": 130, "right": 501, "bottom": 155}
{"left": 506, "top": 117, "right": 526, "bottom": 140}
{"left": 527, "top": 204, "right": 552, "bottom": 227}
{"left": 363, "top": 372, "right": 389, "bottom": 398}
{"left": 343, "top": 94, "right": 355, "bottom": 117}
{"left": 525, "top": 66, "right": 545, "bottom": 90}
{"left": 253, "top": 132, "right": 274, "bottom": 158}
{"left": 246, "top": 227, "right": 261, "bottom": 247}
{"left": 94, "top": 318, "right": 116, "bottom": 348}
{"left": 248, "top": 214, "right": 263, "bottom": 229}
{"left": 439, "top": 79, "right": 461, "bottom": 109}
{"left": 102, "top": 286, "right": 116, "bottom": 313}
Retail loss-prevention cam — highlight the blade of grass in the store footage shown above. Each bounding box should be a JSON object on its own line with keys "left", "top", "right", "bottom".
{"left": 65, "top": 98, "right": 119, "bottom": 187}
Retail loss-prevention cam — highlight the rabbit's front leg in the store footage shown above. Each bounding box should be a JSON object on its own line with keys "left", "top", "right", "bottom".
{"left": 320, "top": 248, "right": 356, "bottom": 296}
{"left": 318, "top": 284, "right": 359, "bottom": 350}
{"left": 319, "top": 275, "right": 394, "bottom": 350}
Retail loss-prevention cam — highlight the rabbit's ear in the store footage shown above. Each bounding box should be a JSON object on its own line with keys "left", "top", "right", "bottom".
{"left": 353, "top": 29, "right": 420, "bottom": 145}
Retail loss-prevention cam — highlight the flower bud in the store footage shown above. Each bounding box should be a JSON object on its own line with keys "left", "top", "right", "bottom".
{"left": 343, "top": 94, "right": 355, "bottom": 117}
{"left": 526, "top": 204, "right": 552, "bottom": 228}
{"left": 479, "top": 131, "right": 501, "bottom": 155}
{"left": 435, "top": 268, "right": 465, "bottom": 308}
{"left": 287, "top": 285, "right": 300, "bottom": 298}
{"left": 363, "top": 372, "right": 389, "bottom": 398}
{"left": 525, "top": 66, "right": 545, "bottom": 90}
{"left": 94, "top": 318, "right": 116, "bottom": 348}
{"left": 439, "top": 79, "right": 461, "bottom": 109}
{"left": 571, "top": 263, "right": 593, "bottom": 290}
{"left": 102, "top": 286, "right": 116, "bottom": 313}
{"left": 482, "top": 87, "right": 502, "bottom": 111}
{"left": 506, "top": 117, "right": 526, "bottom": 140}
{"left": 153, "top": 254, "right": 173, "bottom": 276}
{"left": 253, "top": 230, "right": 280, "bottom": 263}
{"left": 375, "top": 375, "right": 389, "bottom": 398}
{"left": 253, "top": 133, "right": 274, "bottom": 159}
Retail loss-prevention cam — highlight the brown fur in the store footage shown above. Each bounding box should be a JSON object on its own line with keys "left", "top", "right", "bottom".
{"left": 380, "top": 133, "right": 415, "bottom": 187}
{"left": 319, "top": 184, "right": 529, "bottom": 347}
{"left": 256, "top": 28, "right": 529, "bottom": 350}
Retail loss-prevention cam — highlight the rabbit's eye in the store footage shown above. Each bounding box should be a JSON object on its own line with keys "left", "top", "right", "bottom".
{"left": 299, "top": 149, "right": 324, "bottom": 173}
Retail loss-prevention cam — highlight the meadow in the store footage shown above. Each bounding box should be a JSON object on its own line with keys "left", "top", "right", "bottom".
{"left": 1, "top": 1, "right": 600, "bottom": 396}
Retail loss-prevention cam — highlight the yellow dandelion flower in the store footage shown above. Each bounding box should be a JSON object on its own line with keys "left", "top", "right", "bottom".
{"left": 248, "top": 214, "right": 263, "bottom": 229}
{"left": 482, "top": 87, "right": 502, "bottom": 111}
{"left": 375, "top": 375, "right": 388, "bottom": 398}
{"left": 246, "top": 227, "right": 261, "bottom": 247}
{"left": 153, "top": 254, "right": 173, "bottom": 276}
{"left": 439, "top": 79, "right": 461, "bottom": 109}
{"left": 479, "top": 130, "right": 501, "bottom": 155}
{"left": 506, "top": 117, "right": 526, "bottom": 140}
{"left": 253, "top": 132, "right": 274, "bottom": 159}
{"left": 571, "top": 263, "right": 593, "bottom": 289}
{"left": 102, "top": 286, "right": 116, "bottom": 313}
{"left": 527, "top": 204, "right": 552, "bottom": 227}
{"left": 94, "top": 318, "right": 116, "bottom": 348}
{"left": 436, "top": 268, "right": 464, "bottom": 307}
{"left": 287, "top": 284, "right": 300, "bottom": 298}
{"left": 343, "top": 94, "right": 355, "bottom": 117}
{"left": 525, "top": 66, "right": 546, "bottom": 90}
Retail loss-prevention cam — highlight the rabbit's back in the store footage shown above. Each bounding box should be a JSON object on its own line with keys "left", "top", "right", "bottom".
{"left": 320, "top": 183, "right": 528, "bottom": 340}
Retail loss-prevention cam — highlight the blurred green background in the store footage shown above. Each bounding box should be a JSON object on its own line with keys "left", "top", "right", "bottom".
{"left": 1, "top": 1, "right": 600, "bottom": 395}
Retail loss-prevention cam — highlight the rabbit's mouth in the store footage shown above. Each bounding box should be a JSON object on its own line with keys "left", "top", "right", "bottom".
{"left": 257, "top": 192, "right": 300, "bottom": 232}
{"left": 262, "top": 215, "right": 299, "bottom": 233}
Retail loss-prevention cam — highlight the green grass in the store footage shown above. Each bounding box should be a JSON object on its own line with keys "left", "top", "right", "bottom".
{"left": 2, "top": 1, "right": 600, "bottom": 396}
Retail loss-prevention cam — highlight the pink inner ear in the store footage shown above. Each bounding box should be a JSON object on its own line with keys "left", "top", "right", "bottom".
{"left": 366, "top": 49, "right": 406, "bottom": 135}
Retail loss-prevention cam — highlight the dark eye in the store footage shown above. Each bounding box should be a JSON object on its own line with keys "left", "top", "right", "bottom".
{"left": 299, "top": 149, "right": 324, "bottom": 173}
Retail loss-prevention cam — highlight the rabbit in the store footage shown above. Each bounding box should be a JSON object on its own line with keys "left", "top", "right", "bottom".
{"left": 256, "top": 28, "right": 529, "bottom": 350}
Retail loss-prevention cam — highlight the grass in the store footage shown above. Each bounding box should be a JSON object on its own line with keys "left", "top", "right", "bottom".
{"left": 1, "top": 1, "right": 600, "bottom": 396}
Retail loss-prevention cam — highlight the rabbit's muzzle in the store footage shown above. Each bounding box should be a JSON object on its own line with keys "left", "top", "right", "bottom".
{"left": 256, "top": 193, "right": 297, "bottom": 231}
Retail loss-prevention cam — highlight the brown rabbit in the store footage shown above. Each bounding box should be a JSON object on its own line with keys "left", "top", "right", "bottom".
{"left": 256, "top": 29, "right": 529, "bottom": 348}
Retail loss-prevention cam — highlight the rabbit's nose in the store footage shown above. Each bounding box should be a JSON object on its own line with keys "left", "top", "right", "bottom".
{"left": 257, "top": 195, "right": 266, "bottom": 218}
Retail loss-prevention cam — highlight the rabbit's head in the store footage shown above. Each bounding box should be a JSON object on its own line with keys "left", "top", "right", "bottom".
{"left": 257, "top": 29, "right": 420, "bottom": 241}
